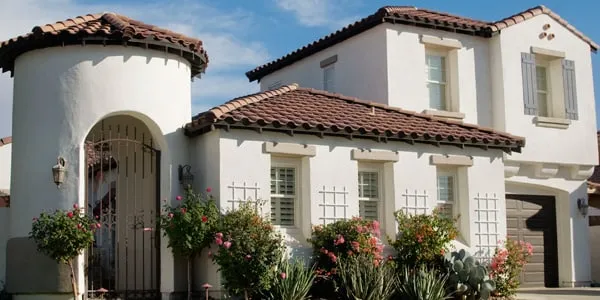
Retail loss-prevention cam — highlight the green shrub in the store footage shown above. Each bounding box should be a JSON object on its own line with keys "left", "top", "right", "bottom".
{"left": 388, "top": 209, "right": 459, "bottom": 270}
{"left": 309, "top": 217, "right": 384, "bottom": 273}
{"left": 336, "top": 253, "right": 397, "bottom": 300}
{"left": 211, "top": 201, "right": 285, "bottom": 299}
{"left": 266, "top": 259, "right": 316, "bottom": 300}
{"left": 158, "top": 187, "right": 219, "bottom": 300}
{"left": 29, "top": 204, "right": 99, "bottom": 299}
{"left": 489, "top": 238, "right": 533, "bottom": 298}
{"left": 396, "top": 266, "right": 452, "bottom": 300}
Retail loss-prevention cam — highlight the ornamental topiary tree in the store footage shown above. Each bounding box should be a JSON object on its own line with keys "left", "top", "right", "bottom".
{"left": 29, "top": 204, "right": 100, "bottom": 300}
{"left": 158, "top": 187, "right": 219, "bottom": 300}
{"left": 211, "top": 201, "right": 285, "bottom": 299}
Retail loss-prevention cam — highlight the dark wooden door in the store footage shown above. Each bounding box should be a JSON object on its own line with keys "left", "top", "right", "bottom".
{"left": 505, "top": 194, "right": 559, "bottom": 288}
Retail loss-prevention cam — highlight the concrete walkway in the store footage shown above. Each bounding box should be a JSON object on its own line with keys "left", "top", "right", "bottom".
{"left": 517, "top": 288, "right": 600, "bottom": 299}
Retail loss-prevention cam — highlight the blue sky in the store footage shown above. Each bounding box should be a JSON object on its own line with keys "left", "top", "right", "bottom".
{"left": 0, "top": 0, "right": 598, "bottom": 137}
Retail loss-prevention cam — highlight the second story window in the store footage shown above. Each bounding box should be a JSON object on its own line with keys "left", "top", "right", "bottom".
{"left": 535, "top": 64, "right": 550, "bottom": 117}
{"left": 425, "top": 53, "right": 448, "bottom": 111}
{"left": 323, "top": 65, "right": 335, "bottom": 92}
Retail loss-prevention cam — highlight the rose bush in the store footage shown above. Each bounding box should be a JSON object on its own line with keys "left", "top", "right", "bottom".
{"left": 158, "top": 187, "right": 219, "bottom": 300}
{"left": 308, "top": 217, "right": 384, "bottom": 273}
{"left": 211, "top": 201, "right": 285, "bottom": 299}
{"left": 29, "top": 204, "right": 100, "bottom": 299}
{"left": 489, "top": 238, "right": 533, "bottom": 298}
{"left": 388, "top": 208, "right": 459, "bottom": 270}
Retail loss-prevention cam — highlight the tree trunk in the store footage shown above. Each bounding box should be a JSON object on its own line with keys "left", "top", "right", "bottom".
{"left": 68, "top": 260, "right": 78, "bottom": 300}
{"left": 188, "top": 255, "right": 193, "bottom": 300}
{"left": 244, "top": 289, "right": 249, "bottom": 300}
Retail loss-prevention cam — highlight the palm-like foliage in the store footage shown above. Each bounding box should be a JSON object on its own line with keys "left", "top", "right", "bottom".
{"left": 396, "top": 266, "right": 452, "bottom": 300}
{"left": 336, "top": 254, "right": 396, "bottom": 300}
{"left": 267, "top": 259, "right": 316, "bottom": 300}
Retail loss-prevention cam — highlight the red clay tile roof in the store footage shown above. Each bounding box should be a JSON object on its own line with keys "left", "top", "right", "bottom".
{"left": 185, "top": 84, "right": 525, "bottom": 152}
{"left": 0, "top": 136, "right": 11, "bottom": 147}
{"left": 246, "top": 5, "right": 597, "bottom": 82}
{"left": 0, "top": 13, "right": 209, "bottom": 77}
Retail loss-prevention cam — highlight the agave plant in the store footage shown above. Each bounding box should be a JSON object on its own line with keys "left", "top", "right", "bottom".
{"left": 266, "top": 258, "right": 316, "bottom": 300}
{"left": 336, "top": 254, "right": 396, "bottom": 300}
{"left": 396, "top": 266, "right": 452, "bottom": 300}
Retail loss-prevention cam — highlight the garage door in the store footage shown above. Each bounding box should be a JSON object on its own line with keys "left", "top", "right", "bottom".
{"left": 506, "top": 194, "right": 559, "bottom": 288}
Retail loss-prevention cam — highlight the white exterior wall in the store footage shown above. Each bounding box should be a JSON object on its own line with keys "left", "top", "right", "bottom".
{"left": 212, "top": 129, "right": 506, "bottom": 266}
{"left": 259, "top": 25, "right": 389, "bottom": 105}
{"left": 10, "top": 45, "right": 192, "bottom": 297}
{"left": 492, "top": 14, "right": 598, "bottom": 166}
{"left": 0, "top": 143, "right": 9, "bottom": 286}
{"left": 491, "top": 14, "right": 598, "bottom": 287}
{"left": 384, "top": 23, "right": 492, "bottom": 126}
{"left": 0, "top": 143, "right": 10, "bottom": 190}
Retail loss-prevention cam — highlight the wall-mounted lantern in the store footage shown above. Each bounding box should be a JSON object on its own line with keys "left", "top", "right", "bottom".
{"left": 178, "top": 164, "right": 194, "bottom": 188}
{"left": 52, "top": 157, "right": 67, "bottom": 188}
{"left": 577, "top": 198, "right": 589, "bottom": 217}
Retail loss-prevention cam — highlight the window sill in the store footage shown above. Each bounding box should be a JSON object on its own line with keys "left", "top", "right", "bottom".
{"left": 422, "top": 109, "right": 465, "bottom": 121}
{"left": 534, "top": 116, "right": 571, "bottom": 129}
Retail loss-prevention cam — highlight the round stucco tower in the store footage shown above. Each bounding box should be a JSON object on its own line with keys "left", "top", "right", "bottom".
{"left": 0, "top": 13, "right": 208, "bottom": 299}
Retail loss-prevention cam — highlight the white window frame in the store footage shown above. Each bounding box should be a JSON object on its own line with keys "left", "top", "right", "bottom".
{"left": 436, "top": 168, "right": 457, "bottom": 219}
{"left": 425, "top": 49, "right": 450, "bottom": 111}
{"left": 323, "top": 64, "right": 335, "bottom": 92}
{"left": 270, "top": 157, "right": 301, "bottom": 228}
{"left": 357, "top": 164, "right": 384, "bottom": 222}
{"left": 535, "top": 61, "right": 552, "bottom": 117}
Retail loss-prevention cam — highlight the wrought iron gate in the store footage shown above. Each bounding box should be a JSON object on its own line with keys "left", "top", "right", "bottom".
{"left": 85, "top": 119, "right": 161, "bottom": 300}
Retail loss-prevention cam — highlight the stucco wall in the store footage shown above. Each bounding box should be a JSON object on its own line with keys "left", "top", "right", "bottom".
{"left": 384, "top": 23, "right": 492, "bottom": 126}
{"left": 213, "top": 129, "right": 506, "bottom": 257}
{"left": 259, "top": 25, "right": 389, "bottom": 105}
{"left": 492, "top": 14, "right": 598, "bottom": 166}
{"left": 590, "top": 224, "right": 600, "bottom": 284}
{"left": 9, "top": 44, "right": 193, "bottom": 296}
{"left": 0, "top": 143, "right": 10, "bottom": 190}
{"left": 0, "top": 142, "right": 10, "bottom": 286}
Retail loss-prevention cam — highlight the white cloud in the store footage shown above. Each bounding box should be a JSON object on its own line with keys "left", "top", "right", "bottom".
{"left": 274, "top": 0, "right": 361, "bottom": 29}
{"left": 0, "top": 0, "right": 269, "bottom": 137}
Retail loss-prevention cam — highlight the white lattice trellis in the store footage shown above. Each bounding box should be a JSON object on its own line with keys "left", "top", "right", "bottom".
{"left": 226, "top": 182, "right": 260, "bottom": 210}
{"left": 318, "top": 186, "right": 349, "bottom": 225}
{"left": 474, "top": 192, "right": 500, "bottom": 263}
{"left": 400, "top": 189, "right": 429, "bottom": 215}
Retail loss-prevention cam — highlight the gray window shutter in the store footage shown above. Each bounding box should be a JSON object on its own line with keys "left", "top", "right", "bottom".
{"left": 521, "top": 52, "right": 538, "bottom": 115}
{"left": 562, "top": 59, "right": 578, "bottom": 120}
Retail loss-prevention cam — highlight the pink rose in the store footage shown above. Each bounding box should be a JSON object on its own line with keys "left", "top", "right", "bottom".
{"left": 168, "top": 213, "right": 174, "bottom": 218}
{"left": 206, "top": 187, "right": 212, "bottom": 193}
{"left": 176, "top": 195, "right": 182, "bottom": 201}
{"left": 67, "top": 211, "right": 74, "bottom": 218}
{"left": 216, "top": 232, "right": 223, "bottom": 239}
{"left": 96, "top": 223, "right": 102, "bottom": 228}
{"left": 215, "top": 237, "right": 223, "bottom": 246}
{"left": 280, "top": 272, "right": 287, "bottom": 279}
{"left": 77, "top": 224, "right": 82, "bottom": 229}
{"left": 201, "top": 215, "right": 208, "bottom": 223}
{"left": 73, "top": 204, "right": 79, "bottom": 209}
{"left": 224, "top": 241, "right": 232, "bottom": 249}
{"left": 245, "top": 254, "right": 252, "bottom": 260}
{"left": 180, "top": 208, "right": 187, "bottom": 214}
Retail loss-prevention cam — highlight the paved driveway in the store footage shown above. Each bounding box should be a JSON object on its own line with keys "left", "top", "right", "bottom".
{"left": 517, "top": 288, "right": 600, "bottom": 299}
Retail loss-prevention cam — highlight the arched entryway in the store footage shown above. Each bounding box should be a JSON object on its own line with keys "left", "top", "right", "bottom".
{"left": 84, "top": 115, "right": 161, "bottom": 299}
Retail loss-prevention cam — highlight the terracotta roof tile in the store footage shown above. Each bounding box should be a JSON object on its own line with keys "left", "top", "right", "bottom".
{"left": 185, "top": 84, "right": 525, "bottom": 152}
{"left": 0, "top": 13, "right": 209, "bottom": 77}
{"left": 246, "top": 5, "right": 597, "bottom": 81}
{"left": 0, "top": 136, "right": 11, "bottom": 147}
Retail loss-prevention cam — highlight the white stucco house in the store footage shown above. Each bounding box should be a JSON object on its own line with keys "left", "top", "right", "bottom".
{"left": 0, "top": 4, "right": 597, "bottom": 299}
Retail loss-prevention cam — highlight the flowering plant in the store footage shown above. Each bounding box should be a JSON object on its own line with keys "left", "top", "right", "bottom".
{"left": 158, "top": 187, "right": 219, "bottom": 300}
{"left": 308, "top": 217, "right": 384, "bottom": 274}
{"left": 489, "top": 238, "right": 533, "bottom": 298}
{"left": 29, "top": 204, "right": 100, "bottom": 299}
{"left": 211, "top": 201, "right": 285, "bottom": 299}
{"left": 388, "top": 208, "right": 459, "bottom": 270}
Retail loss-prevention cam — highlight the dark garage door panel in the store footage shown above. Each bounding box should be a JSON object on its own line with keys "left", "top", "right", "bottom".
{"left": 506, "top": 194, "right": 559, "bottom": 288}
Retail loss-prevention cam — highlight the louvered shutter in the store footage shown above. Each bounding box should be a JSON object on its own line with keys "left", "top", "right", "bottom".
{"left": 562, "top": 59, "right": 579, "bottom": 120}
{"left": 359, "top": 200, "right": 378, "bottom": 220}
{"left": 521, "top": 52, "right": 538, "bottom": 115}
